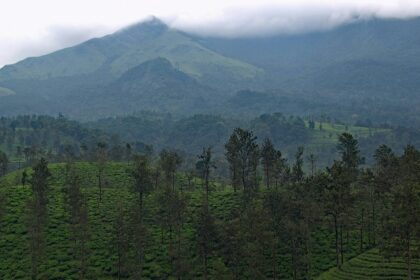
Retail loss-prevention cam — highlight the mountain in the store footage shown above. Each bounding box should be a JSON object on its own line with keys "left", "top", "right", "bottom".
{"left": 0, "top": 17, "right": 261, "bottom": 118}
{"left": 62, "top": 57, "right": 219, "bottom": 118}
{"left": 0, "top": 17, "right": 260, "bottom": 88}
{"left": 0, "top": 17, "right": 420, "bottom": 126}
{"left": 198, "top": 17, "right": 420, "bottom": 98}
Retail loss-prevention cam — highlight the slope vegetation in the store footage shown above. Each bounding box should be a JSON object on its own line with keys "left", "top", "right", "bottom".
{"left": 317, "top": 248, "right": 420, "bottom": 280}
{"left": 0, "top": 163, "right": 363, "bottom": 279}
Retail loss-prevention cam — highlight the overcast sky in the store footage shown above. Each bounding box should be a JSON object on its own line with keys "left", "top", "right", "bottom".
{"left": 1, "top": 0, "right": 420, "bottom": 67}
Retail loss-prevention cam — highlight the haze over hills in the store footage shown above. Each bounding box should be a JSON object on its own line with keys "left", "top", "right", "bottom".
{"left": 0, "top": 16, "right": 420, "bottom": 126}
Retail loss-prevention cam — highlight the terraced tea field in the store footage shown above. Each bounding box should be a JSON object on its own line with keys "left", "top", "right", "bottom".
{"left": 317, "top": 248, "right": 420, "bottom": 280}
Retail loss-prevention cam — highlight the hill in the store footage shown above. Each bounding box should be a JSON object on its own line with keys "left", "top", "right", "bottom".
{"left": 62, "top": 57, "right": 220, "bottom": 118}
{"left": 0, "top": 18, "right": 260, "bottom": 118}
{"left": 0, "top": 18, "right": 259, "bottom": 85}
{"left": 0, "top": 17, "right": 420, "bottom": 126}
{"left": 0, "top": 122, "right": 418, "bottom": 279}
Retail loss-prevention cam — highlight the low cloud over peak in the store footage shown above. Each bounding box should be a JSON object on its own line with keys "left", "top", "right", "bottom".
{"left": 167, "top": 1, "right": 420, "bottom": 37}
{"left": 1, "top": 0, "right": 420, "bottom": 67}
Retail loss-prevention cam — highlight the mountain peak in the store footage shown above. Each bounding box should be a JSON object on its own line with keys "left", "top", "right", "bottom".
{"left": 119, "top": 16, "right": 169, "bottom": 36}
{"left": 144, "top": 16, "right": 167, "bottom": 26}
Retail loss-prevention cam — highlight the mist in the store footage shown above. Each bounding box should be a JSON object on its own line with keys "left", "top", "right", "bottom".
{"left": 1, "top": 0, "right": 420, "bottom": 67}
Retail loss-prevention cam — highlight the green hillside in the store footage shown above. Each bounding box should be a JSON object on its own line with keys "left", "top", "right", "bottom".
{"left": 0, "top": 124, "right": 418, "bottom": 279}
{"left": 0, "top": 18, "right": 260, "bottom": 86}
{"left": 0, "top": 163, "right": 365, "bottom": 279}
{"left": 317, "top": 248, "right": 420, "bottom": 280}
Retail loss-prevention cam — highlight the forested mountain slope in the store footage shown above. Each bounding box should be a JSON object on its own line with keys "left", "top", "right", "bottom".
{"left": 0, "top": 17, "right": 420, "bottom": 126}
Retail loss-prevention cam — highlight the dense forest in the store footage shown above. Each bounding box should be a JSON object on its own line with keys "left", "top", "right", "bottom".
{"left": 0, "top": 121, "right": 418, "bottom": 279}
{"left": 1, "top": 113, "right": 417, "bottom": 170}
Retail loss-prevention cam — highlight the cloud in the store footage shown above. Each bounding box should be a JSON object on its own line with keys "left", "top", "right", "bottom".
{"left": 167, "top": 0, "right": 420, "bottom": 37}
{"left": 0, "top": 25, "right": 111, "bottom": 68}
{"left": 1, "top": 0, "right": 420, "bottom": 67}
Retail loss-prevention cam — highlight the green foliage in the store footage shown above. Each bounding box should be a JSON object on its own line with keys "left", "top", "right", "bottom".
{"left": 317, "top": 248, "right": 420, "bottom": 280}
{"left": 0, "top": 122, "right": 418, "bottom": 280}
{"left": 0, "top": 162, "right": 368, "bottom": 279}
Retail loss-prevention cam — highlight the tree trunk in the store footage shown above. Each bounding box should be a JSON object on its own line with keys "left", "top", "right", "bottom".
{"left": 172, "top": 171, "right": 175, "bottom": 191}
{"left": 232, "top": 167, "right": 237, "bottom": 193}
{"left": 305, "top": 236, "right": 311, "bottom": 278}
{"left": 138, "top": 192, "right": 143, "bottom": 215}
{"left": 292, "top": 238, "right": 297, "bottom": 280}
{"left": 204, "top": 253, "right": 208, "bottom": 280}
{"left": 98, "top": 173, "right": 102, "bottom": 202}
{"left": 360, "top": 208, "right": 364, "bottom": 252}
{"left": 340, "top": 224, "right": 344, "bottom": 266}
{"left": 155, "top": 173, "right": 159, "bottom": 190}
{"left": 334, "top": 215, "right": 340, "bottom": 268}
{"left": 407, "top": 237, "right": 412, "bottom": 280}
{"left": 265, "top": 165, "right": 270, "bottom": 189}
{"left": 372, "top": 196, "right": 376, "bottom": 246}
{"left": 205, "top": 173, "right": 209, "bottom": 203}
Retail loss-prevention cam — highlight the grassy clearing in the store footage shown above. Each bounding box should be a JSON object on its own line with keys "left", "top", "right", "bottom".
{"left": 305, "top": 121, "right": 390, "bottom": 148}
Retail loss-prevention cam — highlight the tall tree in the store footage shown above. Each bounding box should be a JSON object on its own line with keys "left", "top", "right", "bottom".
{"left": 96, "top": 142, "right": 107, "bottom": 202}
{"left": 337, "top": 133, "right": 363, "bottom": 172}
{"left": 225, "top": 131, "right": 240, "bottom": 192}
{"left": 0, "top": 150, "right": 8, "bottom": 177}
{"left": 371, "top": 145, "right": 398, "bottom": 246}
{"left": 159, "top": 150, "right": 183, "bottom": 191}
{"left": 130, "top": 154, "right": 153, "bottom": 210}
{"left": 195, "top": 201, "right": 216, "bottom": 280}
{"left": 113, "top": 200, "right": 129, "bottom": 279}
{"left": 125, "top": 143, "right": 132, "bottom": 163}
{"left": 273, "top": 150, "right": 288, "bottom": 189}
{"left": 64, "top": 161, "right": 90, "bottom": 279}
{"left": 27, "top": 158, "right": 51, "bottom": 280}
{"left": 380, "top": 145, "right": 420, "bottom": 280}
{"left": 225, "top": 128, "right": 259, "bottom": 196}
{"left": 292, "top": 146, "right": 305, "bottom": 183}
{"left": 128, "top": 203, "right": 148, "bottom": 279}
{"left": 325, "top": 161, "right": 353, "bottom": 268}
{"left": 196, "top": 147, "right": 216, "bottom": 202}
{"left": 335, "top": 133, "right": 362, "bottom": 264}
{"left": 260, "top": 138, "right": 277, "bottom": 189}
{"left": 307, "top": 153, "right": 317, "bottom": 177}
